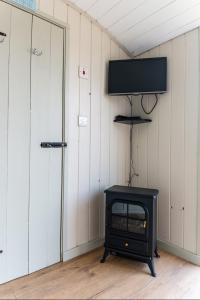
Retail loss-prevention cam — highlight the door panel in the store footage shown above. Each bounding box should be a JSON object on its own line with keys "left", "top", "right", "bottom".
{"left": 6, "top": 6, "right": 32, "bottom": 282}
{"left": 0, "top": 3, "right": 64, "bottom": 283}
{"left": 0, "top": 5, "right": 32, "bottom": 283}
{"left": 47, "top": 24, "right": 63, "bottom": 265}
{"left": 0, "top": 1, "right": 11, "bottom": 284}
{"left": 29, "top": 17, "right": 63, "bottom": 273}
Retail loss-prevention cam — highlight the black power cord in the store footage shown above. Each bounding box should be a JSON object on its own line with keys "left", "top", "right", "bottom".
{"left": 125, "top": 95, "right": 139, "bottom": 187}
{"left": 141, "top": 94, "right": 159, "bottom": 115}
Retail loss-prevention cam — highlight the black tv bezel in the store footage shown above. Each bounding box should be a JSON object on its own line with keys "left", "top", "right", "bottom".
{"left": 108, "top": 57, "right": 167, "bottom": 96}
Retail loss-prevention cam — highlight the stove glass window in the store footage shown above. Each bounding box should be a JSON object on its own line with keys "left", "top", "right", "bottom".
{"left": 111, "top": 201, "right": 146, "bottom": 235}
{"left": 128, "top": 204, "right": 145, "bottom": 220}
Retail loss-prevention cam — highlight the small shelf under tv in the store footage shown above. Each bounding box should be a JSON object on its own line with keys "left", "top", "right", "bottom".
{"left": 114, "top": 116, "right": 152, "bottom": 125}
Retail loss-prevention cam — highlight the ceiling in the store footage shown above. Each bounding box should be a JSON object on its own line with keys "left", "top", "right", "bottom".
{"left": 68, "top": 0, "right": 200, "bottom": 55}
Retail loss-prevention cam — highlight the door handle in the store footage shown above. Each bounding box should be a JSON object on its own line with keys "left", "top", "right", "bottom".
{"left": 41, "top": 142, "right": 67, "bottom": 148}
{"left": 0, "top": 32, "right": 6, "bottom": 43}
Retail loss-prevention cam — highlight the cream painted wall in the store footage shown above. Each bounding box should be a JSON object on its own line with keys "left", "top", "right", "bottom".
{"left": 132, "top": 28, "right": 200, "bottom": 256}
{"left": 3, "top": 0, "right": 200, "bottom": 266}
{"left": 36, "top": 1, "right": 200, "bottom": 260}
{"left": 36, "top": 0, "right": 131, "bottom": 256}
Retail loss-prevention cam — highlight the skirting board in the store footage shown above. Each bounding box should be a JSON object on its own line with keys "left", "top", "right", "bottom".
{"left": 158, "top": 240, "right": 200, "bottom": 266}
{"left": 63, "top": 238, "right": 200, "bottom": 266}
{"left": 63, "top": 239, "right": 104, "bottom": 262}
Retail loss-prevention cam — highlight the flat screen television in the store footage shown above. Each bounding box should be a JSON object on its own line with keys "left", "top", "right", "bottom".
{"left": 108, "top": 57, "right": 167, "bottom": 95}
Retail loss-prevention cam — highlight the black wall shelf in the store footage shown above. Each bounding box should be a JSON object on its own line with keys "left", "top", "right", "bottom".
{"left": 114, "top": 116, "right": 152, "bottom": 125}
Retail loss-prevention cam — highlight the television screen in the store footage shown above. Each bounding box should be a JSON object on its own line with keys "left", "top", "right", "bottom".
{"left": 108, "top": 57, "right": 167, "bottom": 95}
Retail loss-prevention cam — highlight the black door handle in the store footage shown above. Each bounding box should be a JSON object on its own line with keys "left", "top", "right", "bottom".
{"left": 41, "top": 142, "right": 67, "bottom": 148}
{"left": 0, "top": 32, "right": 6, "bottom": 37}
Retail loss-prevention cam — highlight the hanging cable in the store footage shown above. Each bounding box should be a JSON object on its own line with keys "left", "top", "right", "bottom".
{"left": 141, "top": 94, "right": 159, "bottom": 115}
{"left": 126, "top": 95, "right": 139, "bottom": 187}
{"left": 123, "top": 95, "right": 140, "bottom": 187}
{"left": 126, "top": 95, "right": 132, "bottom": 108}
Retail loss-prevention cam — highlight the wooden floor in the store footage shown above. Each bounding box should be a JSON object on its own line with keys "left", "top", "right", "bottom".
{"left": 0, "top": 248, "right": 200, "bottom": 299}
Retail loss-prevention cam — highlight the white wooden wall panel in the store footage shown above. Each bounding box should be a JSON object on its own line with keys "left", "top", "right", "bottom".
{"left": 100, "top": 32, "right": 111, "bottom": 239}
{"left": 0, "top": 1, "right": 11, "bottom": 284}
{"left": 198, "top": 29, "right": 200, "bottom": 257}
{"left": 109, "top": 47, "right": 130, "bottom": 187}
{"left": 146, "top": 48, "right": 160, "bottom": 190}
{"left": 39, "top": 0, "right": 54, "bottom": 16}
{"left": 158, "top": 41, "right": 172, "bottom": 242}
{"left": 110, "top": 41, "right": 120, "bottom": 186}
{"left": 135, "top": 54, "right": 149, "bottom": 187}
{"left": 6, "top": 7, "right": 32, "bottom": 281}
{"left": 118, "top": 112, "right": 128, "bottom": 185}
{"left": 184, "top": 30, "right": 198, "bottom": 253}
{"left": 74, "top": 0, "right": 96, "bottom": 11}
{"left": 132, "top": 126, "right": 139, "bottom": 187}
{"left": 118, "top": 49, "right": 131, "bottom": 185}
{"left": 132, "top": 95, "right": 143, "bottom": 187}
{"left": 117, "top": 120, "right": 128, "bottom": 185}
{"left": 54, "top": 0, "right": 68, "bottom": 23}
{"left": 63, "top": 6, "right": 80, "bottom": 251}
{"left": 170, "top": 35, "right": 185, "bottom": 248}
{"left": 133, "top": 29, "right": 199, "bottom": 254}
{"left": 137, "top": 125, "right": 148, "bottom": 188}
{"left": 78, "top": 15, "right": 91, "bottom": 246}
{"left": 118, "top": 50, "right": 130, "bottom": 186}
{"left": 89, "top": 23, "right": 102, "bottom": 241}
{"left": 133, "top": 52, "right": 149, "bottom": 189}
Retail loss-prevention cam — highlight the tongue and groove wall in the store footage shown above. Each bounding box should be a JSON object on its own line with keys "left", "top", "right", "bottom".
{"left": 36, "top": 0, "right": 131, "bottom": 259}
{"left": 132, "top": 28, "right": 200, "bottom": 262}
{"left": 4, "top": 0, "right": 200, "bottom": 266}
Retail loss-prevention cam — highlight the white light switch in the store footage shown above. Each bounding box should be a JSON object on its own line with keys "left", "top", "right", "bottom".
{"left": 78, "top": 116, "right": 88, "bottom": 127}
{"left": 79, "top": 66, "right": 89, "bottom": 79}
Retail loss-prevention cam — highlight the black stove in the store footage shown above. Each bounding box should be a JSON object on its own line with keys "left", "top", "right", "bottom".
{"left": 101, "top": 185, "right": 159, "bottom": 277}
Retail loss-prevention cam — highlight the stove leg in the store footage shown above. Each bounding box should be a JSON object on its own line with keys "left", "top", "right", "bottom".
{"left": 154, "top": 248, "right": 160, "bottom": 258}
{"left": 100, "top": 248, "right": 109, "bottom": 263}
{"left": 148, "top": 259, "right": 156, "bottom": 277}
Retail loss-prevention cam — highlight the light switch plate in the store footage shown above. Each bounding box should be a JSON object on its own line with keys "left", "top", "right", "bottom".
{"left": 79, "top": 66, "right": 89, "bottom": 79}
{"left": 78, "top": 116, "right": 88, "bottom": 127}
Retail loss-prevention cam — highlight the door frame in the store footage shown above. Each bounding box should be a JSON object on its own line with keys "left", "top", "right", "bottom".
{"left": 1, "top": 0, "right": 69, "bottom": 263}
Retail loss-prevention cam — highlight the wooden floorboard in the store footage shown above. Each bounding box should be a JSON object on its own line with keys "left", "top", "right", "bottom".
{"left": 0, "top": 248, "right": 200, "bottom": 299}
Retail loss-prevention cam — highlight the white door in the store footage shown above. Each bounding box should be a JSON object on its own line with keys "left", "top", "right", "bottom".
{"left": 0, "top": 1, "right": 11, "bottom": 284}
{"left": 0, "top": 4, "right": 64, "bottom": 283}
{"left": 29, "top": 16, "right": 64, "bottom": 273}
{"left": 0, "top": 3, "right": 32, "bottom": 283}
